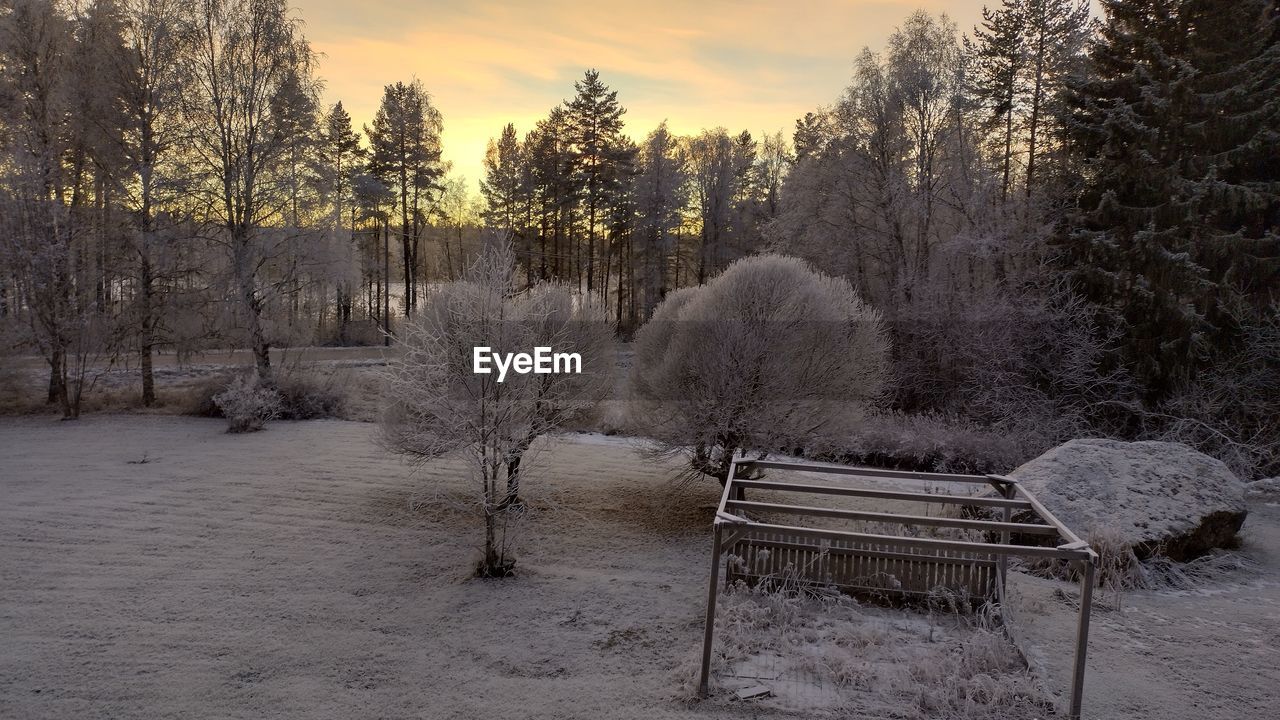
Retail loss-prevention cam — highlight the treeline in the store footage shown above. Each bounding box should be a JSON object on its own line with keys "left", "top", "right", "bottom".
{"left": 475, "top": 0, "right": 1278, "bottom": 475}
{"left": 478, "top": 70, "right": 787, "bottom": 328}
{"left": 769, "top": 1, "right": 1278, "bottom": 476}
{"left": 0, "top": 0, "right": 474, "bottom": 417}
{"left": 2, "top": 0, "right": 1277, "bottom": 476}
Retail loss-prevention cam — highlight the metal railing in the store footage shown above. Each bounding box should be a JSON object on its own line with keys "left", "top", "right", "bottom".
{"left": 697, "top": 453, "right": 1098, "bottom": 719}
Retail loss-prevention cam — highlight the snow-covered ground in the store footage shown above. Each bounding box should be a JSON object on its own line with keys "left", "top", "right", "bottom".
{"left": 1010, "top": 501, "right": 1280, "bottom": 719}
{"left": 2, "top": 416, "right": 1277, "bottom": 719}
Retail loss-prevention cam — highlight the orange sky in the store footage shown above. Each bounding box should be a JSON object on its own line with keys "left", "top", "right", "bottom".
{"left": 294, "top": 0, "right": 991, "bottom": 189}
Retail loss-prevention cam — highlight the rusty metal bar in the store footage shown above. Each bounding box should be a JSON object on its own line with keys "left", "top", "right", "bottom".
{"left": 731, "top": 479, "right": 1033, "bottom": 509}
{"left": 744, "top": 458, "right": 992, "bottom": 484}
{"left": 1069, "top": 558, "right": 1096, "bottom": 719}
{"left": 724, "top": 498, "right": 1059, "bottom": 535}
{"left": 697, "top": 521, "right": 725, "bottom": 697}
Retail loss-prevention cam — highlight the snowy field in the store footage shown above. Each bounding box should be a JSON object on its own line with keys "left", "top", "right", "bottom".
{"left": 2, "top": 416, "right": 1278, "bottom": 719}
{"left": 1, "top": 416, "right": 722, "bottom": 719}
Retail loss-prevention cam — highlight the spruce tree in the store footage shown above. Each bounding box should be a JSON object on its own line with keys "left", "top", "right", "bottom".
{"left": 365, "top": 81, "right": 445, "bottom": 315}
{"left": 1062, "top": 0, "right": 1280, "bottom": 402}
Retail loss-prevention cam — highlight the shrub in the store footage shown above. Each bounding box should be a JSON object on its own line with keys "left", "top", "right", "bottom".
{"left": 273, "top": 368, "right": 347, "bottom": 420}
{"left": 184, "top": 374, "right": 233, "bottom": 417}
{"left": 631, "top": 254, "right": 889, "bottom": 483}
{"left": 213, "top": 374, "right": 280, "bottom": 433}
{"left": 812, "top": 412, "right": 1028, "bottom": 475}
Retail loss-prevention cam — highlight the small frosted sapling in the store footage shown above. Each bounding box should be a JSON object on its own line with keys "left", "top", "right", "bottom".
{"left": 380, "top": 240, "right": 614, "bottom": 576}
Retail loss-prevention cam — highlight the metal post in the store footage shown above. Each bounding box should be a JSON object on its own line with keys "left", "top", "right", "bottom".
{"left": 697, "top": 521, "right": 724, "bottom": 697}
{"left": 999, "top": 484, "right": 1013, "bottom": 596}
{"left": 1068, "top": 558, "right": 1096, "bottom": 719}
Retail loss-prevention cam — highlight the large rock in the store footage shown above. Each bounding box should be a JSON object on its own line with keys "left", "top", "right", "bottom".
{"left": 1010, "top": 439, "right": 1247, "bottom": 560}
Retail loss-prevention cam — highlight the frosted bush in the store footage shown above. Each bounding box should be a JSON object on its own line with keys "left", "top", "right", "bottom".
{"left": 213, "top": 374, "right": 281, "bottom": 433}
{"left": 631, "top": 254, "right": 889, "bottom": 483}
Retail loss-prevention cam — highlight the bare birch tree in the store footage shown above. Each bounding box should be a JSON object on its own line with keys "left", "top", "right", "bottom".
{"left": 183, "top": 0, "right": 317, "bottom": 380}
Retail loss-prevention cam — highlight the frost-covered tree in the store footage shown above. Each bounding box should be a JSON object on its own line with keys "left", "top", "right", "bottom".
{"left": 0, "top": 0, "right": 126, "bottom": 418}
{"left": 1061, "top": 0, "right": 1280, "bottom": 402}
{"left": 111, "top": 0, "right": 195, "bottom": 405}
{"left": 631, "top": 254, "right": 889, "bottom": 483}
{"left": 183, "top": 0, "right": 319, "bottom": 381}
{"left": 318, "top": 100, "right": 364, "bottom": 342}
{"left": 633, "top": 122, "right": 688, "bottom": 320}
{"left": 381, "top": 239, "right": 614, "bottom": 576}
{"left": 686, "top": 128, "right": 759, "bottom": 282}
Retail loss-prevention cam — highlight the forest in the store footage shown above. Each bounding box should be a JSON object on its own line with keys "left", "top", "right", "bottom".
{"left": 1, "top": 0, "right": 1277, "bottom": 479}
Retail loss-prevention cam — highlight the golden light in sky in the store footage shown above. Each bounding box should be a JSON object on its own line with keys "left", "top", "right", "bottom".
{"left": 294, "top": 0, "right": 990, "bottom": 187}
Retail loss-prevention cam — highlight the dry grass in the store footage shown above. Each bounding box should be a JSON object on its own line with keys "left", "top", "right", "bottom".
{"left": 692, "top": 578, "right": 1053, "bottom": 718}
{"left": 1024, "top": 526, "right": 1256, "bottom": 610}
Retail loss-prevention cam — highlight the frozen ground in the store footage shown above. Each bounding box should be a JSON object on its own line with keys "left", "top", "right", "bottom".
{"left": 0, "top": 416, "right": 731, "bottom": 720}
{"left": 1010, "top": 498, "right": 1280, "bottom": 720}
{"left": 7, "top": 416, "right": 1012, "bottom": 720}
{"left": 2, "top": 416, "right": 1277, "bottom": 719}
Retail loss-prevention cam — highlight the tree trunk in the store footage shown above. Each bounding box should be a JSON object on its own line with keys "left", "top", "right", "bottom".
{"left": 1026, "top": 33, "right": 1046, "bottom": 196}
{"left": 383, "top": 217, "right": 392, "bottom": 345}
{"left": 47, "top": 350, "right": 63, "bottom": 405}
{"left": 139, "top": 252, "right": 156, "bottom": 406}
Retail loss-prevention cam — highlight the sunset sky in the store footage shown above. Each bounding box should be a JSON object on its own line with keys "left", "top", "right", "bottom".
{"left": 294, "top": 0, "right": 991, "bottom": 187}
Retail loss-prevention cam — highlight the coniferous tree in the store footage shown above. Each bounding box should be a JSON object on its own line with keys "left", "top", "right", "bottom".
{"left": 366, "top": 79, "right": 445, "bottom": 316}
{"left": 320, "top": 101, "right": 364, "bottom": 339}
{"left": 634, "top": 122, "right": 688, "bottom": 319}
{"left": 564, "top": 69, "right": 627, "bottom": 295}
{"left": 967, "top": 1, "right": 1025, "bottom": 199}
{"left": 1061, "top": 0, "right": 1280, "bottom": 401}
{"left": 1022, "top": 0, "right": 1090, "bottom": 193}
{"left": 527, "top": 106, "right": 576, "bottom": 283}
{"left": 479, "top": 122, "right": 523, "bottom": 234}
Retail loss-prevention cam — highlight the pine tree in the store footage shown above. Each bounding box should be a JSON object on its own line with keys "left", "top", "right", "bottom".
{"left": 479, "top": 122, "right": 523, "bottom": 233}
{"left": 1022, "top": 0, "right": 1090, "bottom": 193}
{"left": 564, "top": 69, "right": 627, "bottom": 295}
{"left": 967, "top": 1, "right": 1025, "bottom": 199}
{"left": 366, "top": 80, "right": 445, "bottom": 316}
{"left": 634, "top": 122, "right": 688, "bottom": 319}
{"left": 321, "top": 101, "right": 363, "bottom": 339}
{"left": 526, "top": 107, "right": 576, "bottom": 282}
{"left": 792, "top": 111, "right": 829, "bottom": 162}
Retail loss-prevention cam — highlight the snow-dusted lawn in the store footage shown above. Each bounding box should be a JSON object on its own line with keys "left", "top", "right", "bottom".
{"left": 5, "top": 415, "right": 1275, "bottom": 719}
{"left": 0, "top": 416, "right": 728, "bottom": 719}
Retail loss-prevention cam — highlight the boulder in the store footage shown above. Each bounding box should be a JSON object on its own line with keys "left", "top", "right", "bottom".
{"left": 1010, "top": 439, "right": 1247, "bottom": 561}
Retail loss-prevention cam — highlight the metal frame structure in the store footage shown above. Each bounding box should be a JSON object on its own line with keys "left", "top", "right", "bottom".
{"left": 697, "top": 453, "right": 1098, "bottom": 719}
